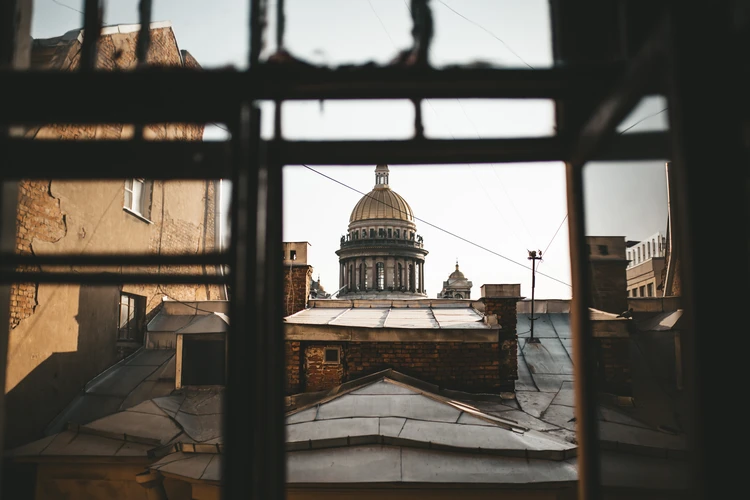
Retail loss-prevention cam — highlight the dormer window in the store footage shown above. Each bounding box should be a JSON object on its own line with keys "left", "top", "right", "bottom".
{"left": 175, "top": 313, "right": 229, "bottom": 389}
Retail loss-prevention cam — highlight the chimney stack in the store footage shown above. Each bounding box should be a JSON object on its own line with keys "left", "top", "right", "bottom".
{"left": 586, "top": 236, "right": 628, "bottom": 315}
{"left": 480, "top": 284, "right": 523, "bottom": 392}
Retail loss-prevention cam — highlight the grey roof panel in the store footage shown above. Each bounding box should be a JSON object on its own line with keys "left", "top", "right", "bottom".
{"left": 147, "top": 314, "right": 197, "bottom": 332}
{"left": 522, "top": 338, "right": 573, "bottom": 375}
{"left": 126, "top": 400, "right": 169, "bottom": 417}
{"left": 539, "top": 404, "right": 577, "bottom": 432}
{"left": 125, "top": 349, "right": 175, "bottom": 366}
{"left": 86, "top": 365, "right": 159, "bottom": 397}
{"left": 379, "top": 417, "right": 407, "bottom": 437}
{"left": 316, "top": 394, "right": 461, "bottom": 422}
{"left": 153, "top": 395, "right": 185, "bottom": 418}
{"left": 550, "top": 381, "right": 575, "bottom": 407}
{"left": 397, "top": 420, "right": 571, "bottom": 452}
{"left": 401, "top": 447, "right": 578, "bottom": 484}
{"left": 530, "top": 374, "right": 575, "bottom": 393}
{"left": 43, "top": 431, "right": 123, "bottom": 456}
{"left": 350, "top": 380, "right": 419, "bottom": 395}
{"left": 493, "top": 410, "right": 560, "bottom": 432}
{"left": 516, "top": 391, "right": 555, "bottom": 419}
{"left": 177, "top": 313, "right": 229, "bottom": 334}
{"left": 202, "top": 455, "right": 222, "bottom": 481}
{"left": 85, "top": 411, "right": 181, "bottom": 445}
{"left": 286, "top": 407, "right": 317, "bottom": 424}
{"left": 287, "top": 418, "right": 379, "bottom": 443}
{"left": 287, "top": 445, "right": 402, "bottom": 483}
{"left": 173, "top": 412, "right": 222, "bottom": 443}
{"left": 179, "top": 390, "right": 222, "bottom": 416}
{"left": 548, "top": 314, "right": 571, "bottom": 337}
{"left": 119, "top": 380, "right": 175, "bottom": 411}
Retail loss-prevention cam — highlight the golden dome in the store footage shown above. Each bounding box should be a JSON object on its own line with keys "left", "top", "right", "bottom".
{"left": 349, "top": 165, "right": 415, "bottom": 223}
{"left": 349, "top": 188, "right": 414, "bottom": 223}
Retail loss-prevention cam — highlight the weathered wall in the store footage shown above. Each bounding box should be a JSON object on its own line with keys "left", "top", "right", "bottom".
{"left": 4, "top": 26, "right": 215, "bottom": 449}
{"left": 286, "top": 341, "right": 301, "bottom": 393}
{"left": 284, "top": 265, "right": 312, "bottom": 318}
{"left": 304, "top": 345, "right": 345, "bottom": 392}
{"left": 481, "top": 297, "right": 519, "bottom": 385}
{"left": 589, "top": 260, "right": 628, "bottom": 314}
{"left": 594, "top": 337, "right": 632, "bottom": 396}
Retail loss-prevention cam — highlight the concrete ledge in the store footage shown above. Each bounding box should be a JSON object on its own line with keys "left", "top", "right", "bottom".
{"left": 285, "top": 324, "right": 502, "bottom": 343}
{"left": 627, "top": 296, "right": 681, "bottom": 312}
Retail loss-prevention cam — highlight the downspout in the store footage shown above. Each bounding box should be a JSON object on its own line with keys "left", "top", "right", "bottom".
{"left": 215, "top": 179, "right": 228, "bottom": 300}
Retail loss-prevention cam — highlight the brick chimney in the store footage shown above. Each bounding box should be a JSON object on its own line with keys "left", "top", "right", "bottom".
{"left": 283, "top": 242, "right": 313, "bottom": 317}
{"left": 586, "top": 236, "right": 628, "bottom": 315}
{"left": 480, "top": 284, "right": 523, "bottom": 391}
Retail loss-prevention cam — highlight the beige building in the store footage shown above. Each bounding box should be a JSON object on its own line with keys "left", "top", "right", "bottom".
{"left": 437, "top": 261, "right": 473, "bottom": 299}
{"left": 5, "top": 22, "right": 222, "bottom": 450}
{"left": 626, "top": 232, "right": 667, "bottom": 297}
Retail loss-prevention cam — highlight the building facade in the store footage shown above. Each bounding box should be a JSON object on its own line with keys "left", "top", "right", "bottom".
{"left": 626, "top": 232, "right": 667, "bottom": 297}
{"left": 4, "top": 23, "right": 222, "bottom": 450}
{"left": 336, "top": 165, "right": 428, "bottom": 298}
{"left": 437, "top": 261, "right": 473, "bottom": 299}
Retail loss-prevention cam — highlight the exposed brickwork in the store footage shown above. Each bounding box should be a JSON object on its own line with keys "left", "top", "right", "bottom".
{"left": 304, "top": 345, "right": 344, "bottom": 392}
{"left": 345, "top": 342, "right": 504, "bottom": 392}
{"left": 9, "top": 181, "right": 67, "bottom": 328}
{"left": 286, "top": 341, "right": 301, "bottom": 393}
{"left": 283, "top": 265, "right": 312, "bottom": 317}
{"left": 589, "top": 260, "right": 628, "bottom": 314}
{"left": 481, "top": 297, "right": 519, "bottom": 384}
{"left": 595, "top": 338, "right": 632, "bottom": 396}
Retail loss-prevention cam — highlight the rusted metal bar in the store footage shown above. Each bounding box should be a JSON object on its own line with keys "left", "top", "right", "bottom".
{"left": 566, "top": 161, "right": 601, "bottom": 500}
{"left": 664, "top": 4, "right": 748, "bottom": 498}
{"left": 224, "top": 104, "right": 259, "bottom": 499}
{"left": 568, "top": 17, "right": 668, "bottom": 167}
{"left": 80, "top": 0, "right": 103, "bottom": 71}
{"left": 136, "top": 0, "right": 153, "bottom": 65}
{"left": 0, "top": 65, "right": 645, "bottom": 124}
{"left": 0, "top": 133, "right": 669, "bottom": 179}
{"left": 0, "top": 272, "right": 228, "bottom": 285}
{"left": 0, "top": 253, "right": 229, "bottom": 267}
{"left": 0, "top": 140, "right": 232, "bottom": 179}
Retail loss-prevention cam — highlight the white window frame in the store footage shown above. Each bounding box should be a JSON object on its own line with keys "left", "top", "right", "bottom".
{"left": 124, "top": 178, "right": 153, "bottom": 222}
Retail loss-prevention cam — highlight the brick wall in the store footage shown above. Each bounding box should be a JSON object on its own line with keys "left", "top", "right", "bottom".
{"left": 283, "top": 265, "right": 312, "bottom": 317}
{"left": 9, "top": 181, "right": 67, "bottom": 328}
{"left": 481, "top": 297, "right": 519, "bottom": 384}
{"left": 595, "top": 338, "right": 632, "bottom": 396}
{"left": 286, "top": 341, "right": 301, "bottom": 393}
{"left": 304, "top": 345, "right": 344, "bottom": 392}
{"left": 589, "top": 260, "right": 628, "bottom": 314}
{"left": 345, "top": 342, "right": 505, "bottom": 392}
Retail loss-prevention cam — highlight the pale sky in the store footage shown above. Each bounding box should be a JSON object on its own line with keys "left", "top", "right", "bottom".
{"left": 32, "top": 0, "right": 669, "bottom": 299}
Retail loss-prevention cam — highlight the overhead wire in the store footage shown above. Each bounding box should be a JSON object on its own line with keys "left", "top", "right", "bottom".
{"left": 301, "top": 164, "right": 572, "bottom": 288}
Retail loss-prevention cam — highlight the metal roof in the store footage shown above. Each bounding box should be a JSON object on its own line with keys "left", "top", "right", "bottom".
{"left": 285, "top": 301, "right": 489, "bottom": 330}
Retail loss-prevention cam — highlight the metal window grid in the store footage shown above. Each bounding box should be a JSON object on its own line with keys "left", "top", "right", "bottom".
{"left": 1, "top": 1, "right": 747, "bottom": 499}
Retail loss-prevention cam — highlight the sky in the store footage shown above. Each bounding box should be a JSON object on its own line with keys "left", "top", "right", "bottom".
{"left": 32, "top": 0, "right": 669, "bottom": 299}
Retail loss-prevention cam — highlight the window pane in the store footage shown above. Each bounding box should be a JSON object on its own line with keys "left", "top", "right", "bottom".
{"left": 131, "top": 180, "right": 143, "bottom": 214}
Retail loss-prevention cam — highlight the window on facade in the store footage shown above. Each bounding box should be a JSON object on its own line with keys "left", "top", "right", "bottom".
{"left": 395, "top": 229, "right": 400, "bottom": 239}
{"left": 370, "top": 228, "right": 375, "bottom": 238}
{"left": 324, "top": 347, "right": 340, "bottom": 364}
{"left": 647, "top": 283, "right": 654, "bottom": 297}
{"left": 598, "top": 245, "right": 609, "bottom": 255}
{"left": 397, "top": 263, "right": 403, "bottom": 288}
{"left": 637, "top": 247, "right": 641, "bottom": 262}
{"left": 640, "top": 285, "right": 646, "bottom": 297}
{"left": 124, "top": 178, "right": 152, "bottom": 219}
{"left": 378, "top": 228, "right": 384, "bottom": 237}
{"left": 290, "top": 250, "right": 297, "bottom": 261}
{"left": 348, "top": 265, "right": 353, "bottom": 291}
{"left": 376, "top": 262, "right": 385, "bottom": 290}
{"left": 388, "top": 228, "right": 392, "bottom": 238}
{"left": 118, "top": 292, "right": 145, "bottom": 342}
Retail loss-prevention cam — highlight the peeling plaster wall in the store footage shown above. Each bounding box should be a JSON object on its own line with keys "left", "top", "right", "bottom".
{"left": 4, "top": 25, "right": 217, "bottom": 449}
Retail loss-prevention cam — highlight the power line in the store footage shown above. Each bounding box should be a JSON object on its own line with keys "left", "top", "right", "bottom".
{"left": 301, "top": 164, "right": 571, "bottom": 288}
{"left": 453, "top": 98, "right": 538, "bottom": 246}
{"left": 541, "top": 213, "right": 568, "bottom": 259}
{"left": 619, "top": 107, "right": 668, "bottom": 134}
{"left": 435, "top": 0, "right": 535, "bottom": 69}
{"left": 51, "top": 0, "right": 83, "bottom": 14}
{"left": 366, "top": 0, "right": 398, "bottom": 48}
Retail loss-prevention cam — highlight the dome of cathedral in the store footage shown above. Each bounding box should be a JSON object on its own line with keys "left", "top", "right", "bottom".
{"left": 349, "top": 165, "right": 414, "bottom": 223}
{"left": 449, "top": 266, "right": 466, "bottom": 280}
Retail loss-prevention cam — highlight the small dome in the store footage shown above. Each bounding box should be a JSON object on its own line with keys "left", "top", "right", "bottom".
{"left": 349, "top": 165, "right": 414, "bottom": 223}
{"left": 349, "top": 188, "right": 414, "bottom": 223}
{"left": 449, "top": 262, "right": 465, "bottom": 280}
